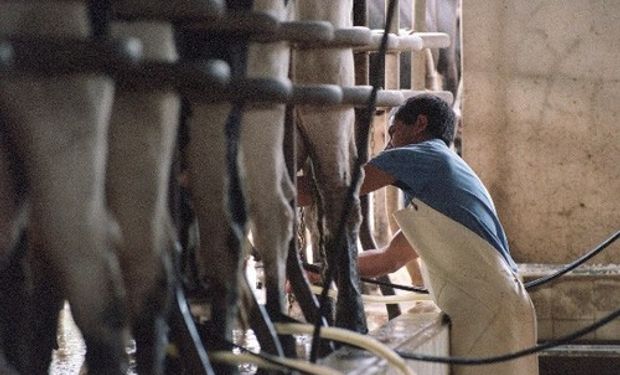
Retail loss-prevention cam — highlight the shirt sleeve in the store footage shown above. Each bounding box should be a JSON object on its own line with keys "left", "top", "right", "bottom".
{"left": 368, "top": 147, "right": 431, "bottom": 198}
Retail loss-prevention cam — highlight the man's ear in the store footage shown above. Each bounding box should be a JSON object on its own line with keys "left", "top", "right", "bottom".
{"left": 415, "top": 114, "right": 429, "bottom": 133}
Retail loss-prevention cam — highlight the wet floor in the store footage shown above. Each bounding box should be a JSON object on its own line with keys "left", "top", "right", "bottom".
{"left": 50, "top": 303, "right": 137, "bottom": 375}
{"left": 50, "top": 301, "right": 392, "bottom": 374}
{"left": 49, "top": 304, "right": 88, "bottom": 375}
{"left": 49, "top": 262, "right": 413, "bottom": 374}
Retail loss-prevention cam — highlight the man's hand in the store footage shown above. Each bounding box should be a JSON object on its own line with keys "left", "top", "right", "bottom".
{"left": 296, "top": 175, "right": 312, "bottom": 206}
{"left": 306, "top": 270, "right": 321, "bottom": 285}
{"left": 285, "top": 262, "right": 323, "bottom": 294}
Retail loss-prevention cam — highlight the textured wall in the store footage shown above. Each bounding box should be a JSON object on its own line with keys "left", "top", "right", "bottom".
{"left": 462, "top": 0, "right": 620, "bottom": 263}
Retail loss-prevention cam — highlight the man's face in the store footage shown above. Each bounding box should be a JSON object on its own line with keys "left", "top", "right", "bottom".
{"left": 387, "top": 118, "right": 417, "bottom": 149}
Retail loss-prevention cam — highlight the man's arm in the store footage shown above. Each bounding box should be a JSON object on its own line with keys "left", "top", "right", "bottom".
{"left": 297, "top": 163, "right": 396, "bottom": 207}
{"left": 359, "top": 163, "right": 396, "bottom": 196}
{"left": 358, "top": 230, "right": 418, "bottom": 278}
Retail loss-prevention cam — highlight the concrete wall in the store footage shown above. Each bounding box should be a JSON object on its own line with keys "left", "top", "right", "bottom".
{"left": 462, "top": 0, "right": 620, "bottom": 263}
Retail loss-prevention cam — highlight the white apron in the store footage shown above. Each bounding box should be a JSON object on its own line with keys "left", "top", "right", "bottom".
{"left": 393, "top": 199, "right": 538, "bottom": 375}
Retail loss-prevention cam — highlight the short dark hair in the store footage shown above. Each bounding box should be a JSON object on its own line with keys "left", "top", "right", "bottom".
{"left": 393, "top": 94, "right": 456, "bottom": 146}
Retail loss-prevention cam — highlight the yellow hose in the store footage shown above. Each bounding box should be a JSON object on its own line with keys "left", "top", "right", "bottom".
{"left": 275, "top": 323, "right": 417, "bottom": 375}
{"left": 309, "top": 285, "right": 432, "bottom": 303}
{"left": 210, "top": 351, "right": 344, "bottom": 375}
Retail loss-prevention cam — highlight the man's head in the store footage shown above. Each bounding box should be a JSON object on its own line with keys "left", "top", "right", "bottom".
{"left": 388, "top": 94, "right": 456, "bottom": 148}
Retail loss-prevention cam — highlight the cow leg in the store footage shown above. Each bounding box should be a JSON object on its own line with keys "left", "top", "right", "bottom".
{"left": 188, "top": 103, "right": 242, "bottom": 374}
{"left": 242, "top": 0, "right": 294, "bottom": 329}
{"left": 0, "top": 3, "right": 127, "bottom": 374}
{"left": 241, "top": 106, "right": 296, "bottom": 355}
{"left": 0, "top": 352, "right": 18, "bottom": 375}
{"left": 28, "top": 237, "right": 65, "bottom": 374}
{"left": 298, "top": 108, "right": 368, "bottom": 334}
{"left": 0, "top": 126, "right": 23, "bottom": 268}
{"left": 107, "top": 89, "right": 177, "bottom": 375}
{"left": 0, "top": 76, "right": 127, "bottom": 374}
{"left": 0, "top": 232, "right": 34, "bottom": 374}
{"left": 242, "top": 111, "right": 294, "bottom": 318}
{"left": 106, "top": 21, "right": 179, "bottom": 375}
{"left": 1, "top": 116, "right": 60, "bottom": 374}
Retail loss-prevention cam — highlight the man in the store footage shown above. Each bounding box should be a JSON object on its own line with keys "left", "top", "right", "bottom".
{"left": 299, "top": 94, "right": 538, "bottom": 375}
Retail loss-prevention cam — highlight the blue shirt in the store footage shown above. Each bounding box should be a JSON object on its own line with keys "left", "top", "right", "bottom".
{"left": 369, "top": 139, "right": 517, "bottom": 272}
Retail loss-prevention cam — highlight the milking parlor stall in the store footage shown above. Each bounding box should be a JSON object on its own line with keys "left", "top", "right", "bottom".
{"left": 0, "top": 0, "right": 619, "bottom": 375}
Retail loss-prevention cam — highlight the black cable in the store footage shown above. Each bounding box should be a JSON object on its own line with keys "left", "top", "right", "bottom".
{"left": 309, "top": 0, "right": 398, "bottom": 363}
{"left": 395, "top": 305, "right": 620, "bottom": 365}
{"left": 304, "top": 230, "right": 620, "bottom": 365}
{"left": 361, "top": 275, "right": 428, "bottom": 294}
{"left": 524, "top": 230, "right": 619, "bottom": 290}
{"left": 302, "top": 261, "right": 429, "bottom": 294}
{"left": 226, "top": 306, "right": 620, "bottom": 368}
{"left": 326, "top": 229, "right": 619, "bottom": 295}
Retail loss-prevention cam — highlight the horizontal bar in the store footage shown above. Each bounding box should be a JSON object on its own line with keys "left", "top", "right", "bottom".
{"left": 0, "top": 36, "right": 142, "bottom": 77}
{"left": 401, "top": 90, "right": 454, "bottom": 105}
{"left": 289, "top": 84, "right": 342, "bottom": 105}
{"left": 253, "top": 21, "right": 334, "bottom": 44}
{"left": 353, "top": 31, "right": 451, "bottom": 53}
{"left": 353, "top": 31, "right": 401, "bottom": 52}
{"left": 113, "top": 59, "right": 230, "bottom": 93}
{"left": 357, "top": 32, "right": 425, "bottom": 53}
{"left": 111, "top": 0, "right": 224, "bottom": 21}
{"left": 341, "top": 86, "right": 405, "bottom": 107}
{"left": 185, "top": 77, "right": 292, "bottom": 104}
{"left": 413, "top": 32, "right": 451, "bottom": 49}
{"left": 295, "top": 26, "right": 372, "bottom": 49}
{"left": 181, "top": 10, "right": 279, "bottom": 37}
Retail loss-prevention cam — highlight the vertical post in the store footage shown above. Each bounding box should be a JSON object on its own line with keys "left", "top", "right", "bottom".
{"left": 411, "top": 0, "right": 426, "bottom": 89}
{"left": 384, "top": 0, "right": 400, "bottom": 90}
{"left": 383, "top": 0, "right": 403, "bottom": 239}
{"left": 362, "top": 0, "right": 402, "bottom": 320}
{"left": 353, "top": 0, "right": 377, "bottom": 257}
{"left": 405, "top": 0, "right": 432, "bottom": 288}
{"left": 353, "top": 0, "right": 369, "bottom": 86}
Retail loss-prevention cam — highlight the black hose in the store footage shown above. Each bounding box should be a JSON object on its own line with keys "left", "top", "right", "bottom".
{"left": 524, "top": 230, "right": 619, "bottom": 290}
{"left": 227, "top": 305, "right": 620, "bottom": 368}
{"left": 302, "top": 261, "right": 429, "bottom": 294}
{"left": 395, "top": 305, "right": 620, "bottom": 365}
{"left": 361, "top": 275, "right": 428, "bottom": 294}
{"left": 342, "top": 229, "right": 619, "bottom": 294}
